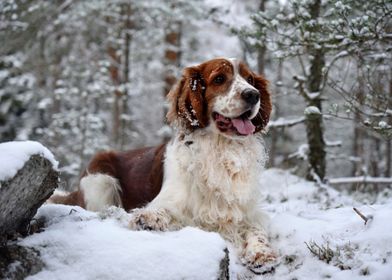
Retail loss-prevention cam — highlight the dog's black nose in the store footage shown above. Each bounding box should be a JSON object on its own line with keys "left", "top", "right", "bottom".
{"left": 241, "top": 88, "right": 260, "bottom": 105}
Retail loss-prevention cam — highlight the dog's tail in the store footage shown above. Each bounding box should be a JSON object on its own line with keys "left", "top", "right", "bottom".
{"left": 47, "top": 189, "right": 85, "bottom": 208}
{"left": 47, "top": 173, "right": 123, "bottom": 212}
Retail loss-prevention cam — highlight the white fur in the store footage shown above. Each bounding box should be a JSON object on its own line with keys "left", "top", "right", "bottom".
{"left": 80, "top": 173, "right": 123, "bottom": 212}
{"left": 130, "top": 129, "right": 277, "bottom": 270}
{"left": 130, "top": 58, "right": 277, "bottom": 271}
{"left": 139, "top": 130, "right": 268, "bottom": 246}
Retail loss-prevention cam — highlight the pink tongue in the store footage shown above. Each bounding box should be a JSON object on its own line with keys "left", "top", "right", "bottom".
{"left": 231, "top": 118, "right": 255, "bottom": 135}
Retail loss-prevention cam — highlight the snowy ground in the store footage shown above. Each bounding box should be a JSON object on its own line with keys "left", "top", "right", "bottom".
{"left": 257, "top": 169, "right": 392, "bottom": 280}
{"left": 16, "top": 169, "right": 391, "bottom": 280}
{"left": 1, "top": 141, "right": 391, "bottom": 279}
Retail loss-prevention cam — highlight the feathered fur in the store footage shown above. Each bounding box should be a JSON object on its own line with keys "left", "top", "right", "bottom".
{"left": 50, "top": 58, "right": 277, "bottom": 274}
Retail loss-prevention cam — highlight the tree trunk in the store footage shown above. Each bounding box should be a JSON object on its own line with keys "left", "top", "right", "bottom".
{"left": 352, "top": 110, "right": 364, "bottom": 176}
{"left": 162, "top": 18, "right": 182, "bottom": 142}
{"left": 370, "top": 137, "right": 381, "bottom": 191}
{"left": 268, "top": 58, "right": 282, "bottom": 167}
{"left": 386, "top": 139, "right": 391, "bottom": 177}
{"left": 257, "top": 0, "right": 267, "bottom": 75}
{"left": 0, "top": 155, "right": 59, "bottom": 242}
{"left": 305, "top": 98, "right": 326, "bottom": 181}
{"left": 163, "top": 20, "right": 182, "bottom": 97}
{"left": 119, "top": 3, "right": 133, "bottom": 149}
{"left": 305, "top": 0, "right": 326, "bottom": 181}
{"left": 108, "top": 46, "right": 122, "bottom": 147}
{"left": 385, "top": 72, "right": 392, "bottom": 177}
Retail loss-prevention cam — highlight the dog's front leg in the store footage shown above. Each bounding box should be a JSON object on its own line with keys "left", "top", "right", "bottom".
{"left": 129, "top": 207, "right": 180, "bottom": 231}
{"left": 129, "top": 174, "right": 188, "bottom": 232}
{"left": 241, "top": 229, "right": 277, "bottom": 274}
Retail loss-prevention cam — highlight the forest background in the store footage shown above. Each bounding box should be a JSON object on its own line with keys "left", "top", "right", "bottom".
{"left": 1, "top": 0, "right": 391, "bottom": 193}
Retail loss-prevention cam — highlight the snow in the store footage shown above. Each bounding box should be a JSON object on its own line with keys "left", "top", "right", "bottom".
{"left": 20, "top": 205, "right": 227, "bottom": 280}
{"left": 377, "top": 121, "right": 389, "bottom": 129}
{"left": 267, "top": 116, "right": 305, "bottom": 128}
{"left": 0, "top": 140, "right": 58, "bottom": 182}
{"left": 288, "top": 143, "right": 309, "bottom": 160}
{"left": 11, "top": 168, "right": 391, "bottom": 279}
{"left": 251, "top": 169, "right": 392, "bottom": 280}
{"left": 304, "top": 106, "right": 322, "bottom": 115}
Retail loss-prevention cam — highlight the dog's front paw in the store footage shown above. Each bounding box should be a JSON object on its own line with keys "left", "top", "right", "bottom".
{"left": 129, "top": 208, "right": 170, "bottom": 231}
{"left": 241, "top": 245, "right": 278, "bottom": 274}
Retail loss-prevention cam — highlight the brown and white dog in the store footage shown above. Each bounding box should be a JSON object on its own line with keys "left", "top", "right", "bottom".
{"left": 51, "top": 57, "right": 276, "bottom": 273}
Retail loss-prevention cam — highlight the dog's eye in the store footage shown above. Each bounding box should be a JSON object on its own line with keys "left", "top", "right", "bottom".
{"left": 213, "top": 75, "right": 225, "bottom": 85}
{"left": 247, "top": 76, "right": 254, "bottom": 85}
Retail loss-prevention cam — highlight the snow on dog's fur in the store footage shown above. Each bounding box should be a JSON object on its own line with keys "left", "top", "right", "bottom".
{"left": 50, "top": 58, "right": 275, "bottom": 273}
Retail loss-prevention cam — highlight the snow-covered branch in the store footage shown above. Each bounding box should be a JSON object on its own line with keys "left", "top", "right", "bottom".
{"left": 267, "top": 116, "right": 305, "bottom": 129}
{"left": 328, "top": 176, "right": 392, "bottom": 185}
{"left": 321, "top": 50, "right": 350, "bottom": 90}
{"left": 325, "top": 140, "right": 342, "bottom": 147}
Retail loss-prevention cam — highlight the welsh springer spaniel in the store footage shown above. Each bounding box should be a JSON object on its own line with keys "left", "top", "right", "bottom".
{"left": 51, "top": 58, "right": 276, "bottom": 273}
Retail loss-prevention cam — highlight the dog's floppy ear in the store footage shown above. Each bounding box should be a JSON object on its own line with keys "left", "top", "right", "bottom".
{"left": 252, "top": 74, "right": 272, "bottom": 133}
{"left": 166, "top": 66, "right": 208, "bottom": 130}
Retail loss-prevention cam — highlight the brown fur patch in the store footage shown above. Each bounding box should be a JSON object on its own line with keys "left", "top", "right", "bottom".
{"left": 51, "top": 145, "right": 166, "bottom": 211}
{"left": 252, "top": 75, "right": 272, "bottom": 132}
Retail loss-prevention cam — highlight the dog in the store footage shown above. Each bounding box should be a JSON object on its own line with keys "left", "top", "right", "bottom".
{"left": 50, "top": 57, "right": 276, "bottom": 273}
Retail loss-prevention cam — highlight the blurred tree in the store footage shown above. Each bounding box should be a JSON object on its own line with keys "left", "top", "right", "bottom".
{"left": 0, "top": 0, "right": 206, "bottom": 185}
{"left": 238, "top": 0, "right": 392, "bottom": 181}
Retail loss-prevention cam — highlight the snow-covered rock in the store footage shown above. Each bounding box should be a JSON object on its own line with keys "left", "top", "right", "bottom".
{"left": 0, "top": 141, "right": 58, "bottom": 182}
{"left": 20, "top": 205, "right": 228, "bottom": 280}
{"left": 0, "top": 141, "right": 59, "bottom": 241}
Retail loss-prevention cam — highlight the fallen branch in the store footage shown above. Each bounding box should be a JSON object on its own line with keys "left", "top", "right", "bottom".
{"left": 353, "top": 208, "right": 372, "bottom": 225}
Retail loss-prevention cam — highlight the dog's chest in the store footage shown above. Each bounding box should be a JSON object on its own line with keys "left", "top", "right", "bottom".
{"left": 174, "top": 134, "right": 264, "bottom": 200}
{"left": 167, "top": 133, "right": 265, "bottom": 228}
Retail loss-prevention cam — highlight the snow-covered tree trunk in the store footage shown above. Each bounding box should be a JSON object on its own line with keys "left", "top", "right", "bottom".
{"left": 0, "top": 155, "right": 58, "bottom": 242}
{"left": 305, "top": 102, "right": 326, "bottom": 181}
{"left": 304, "top": 0, "right": 326, "bottom": 181}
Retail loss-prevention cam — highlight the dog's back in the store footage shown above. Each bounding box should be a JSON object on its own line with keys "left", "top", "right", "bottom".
{"left": 49, "top": 144, "right": 165, "bottom": 211}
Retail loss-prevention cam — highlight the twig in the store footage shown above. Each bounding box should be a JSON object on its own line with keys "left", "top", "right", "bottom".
{"left": 305, "top": 241, "right": 335, "bottom": 264}
{"left": 353, "top": 207, "right": 370, "bottom": 225}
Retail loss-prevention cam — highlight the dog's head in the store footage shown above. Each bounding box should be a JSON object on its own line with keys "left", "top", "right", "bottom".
{"left": 167, "top": 58, "right": 272, "bottom": 139}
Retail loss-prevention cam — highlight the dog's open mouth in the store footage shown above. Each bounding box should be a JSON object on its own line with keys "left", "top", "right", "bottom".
{"left": 212, "top": 110, "right": 255, "bottom": 136}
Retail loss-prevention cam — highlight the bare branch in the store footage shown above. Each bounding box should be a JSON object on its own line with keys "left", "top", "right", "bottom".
{"left": 353, "top": 207, "right": 373, "bottom": 225}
